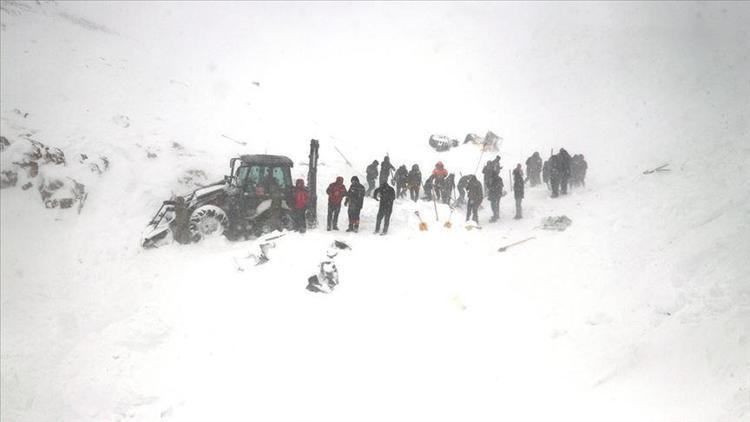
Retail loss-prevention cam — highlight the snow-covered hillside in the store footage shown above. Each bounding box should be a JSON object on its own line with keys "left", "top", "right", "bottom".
{"left": 1, "top": 2, "right": 749, "bottom": 421}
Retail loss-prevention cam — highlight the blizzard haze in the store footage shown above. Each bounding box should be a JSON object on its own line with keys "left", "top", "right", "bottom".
{"left": 1, "top": 1, "right": 749, "bottom": 422}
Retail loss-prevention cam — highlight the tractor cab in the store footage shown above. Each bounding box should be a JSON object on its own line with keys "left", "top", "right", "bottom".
{"left": 229, "top": 155, "right": 294, "bottom": 214}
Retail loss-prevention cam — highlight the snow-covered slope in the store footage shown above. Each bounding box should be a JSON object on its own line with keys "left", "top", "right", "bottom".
{"left": 1, "top": 2, "right": 749, "bottom": 421}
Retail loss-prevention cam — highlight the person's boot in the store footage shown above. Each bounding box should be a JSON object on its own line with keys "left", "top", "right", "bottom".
{"left": 346, "top": 224, "right": 353, "bottom": 232}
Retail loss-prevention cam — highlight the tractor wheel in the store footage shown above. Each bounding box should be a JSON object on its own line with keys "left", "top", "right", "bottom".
{"left": 189, "top": 205, "right": 228, "bottom": 241}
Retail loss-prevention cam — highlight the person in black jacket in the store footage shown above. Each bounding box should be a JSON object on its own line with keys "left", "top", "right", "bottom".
{"left": 366, "top": 160, "right": 379, "bottom": 196}
{"left": 379, "top": 156, "right": 395, "bottom": 186}
{"left": 456, "top": 174, "right": 471, "bottom": 207}
{"left": 487, "top": 172, "right": 504, "bottom": 222}
{"left": 549, "top": 154, "right": 561, "bottom": 198}
{"left": 558, "top": 148, "right": 572, "bottom": 195}
{"left": 406, "top": 164, "right": 422, "bottom": 202}
{"left": 345, "top": 176, "right": 366, "bottom": 232}
{"left": 465, "top": 175, "right": 483, "bottom": 223}
{"left": 394, "top": 165, "right": 408, "bottom": 198}
{"left": 513, "top": 164, "right": 524, "bottom": 219}
{"left": 525, "top": 152, "right": 543, "bottom": 186}
{"left": 373, "top": 181, "right": 396, "bottom": 235}
{"left": 441, "top": 173, "right": 455, "bottom": 205}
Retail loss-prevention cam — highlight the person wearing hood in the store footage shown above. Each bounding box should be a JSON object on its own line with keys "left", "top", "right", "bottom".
{"left": 526, "top": 151, "right": 543, "bottom": 187}
{"left": 326, "top": 176, "right": 347, "bottom": 231}
{"left": 513, "top": 164, "right": 525, "bottom": 219}
{"left": 373, "top": 180, "right": 396, "bottom": 235}
{"left": 558, "top": 148, "right": 572, "bottom": 195}
{"left": 366, "top": 160, "right": 379, "bottom": 196}
{"left": 291, "top": 178, "right": 310, "bottom": 233}
{"left": 487, "top": 172, "right": 504, "bottom": 222}
{"left": 456, "top": 174, "right": 472, "bottom": 207}
{"left": 394, "top": 164, "right": 408, "bottom": 198}
{"left": 441, "top": 173, "right": 456, "bottom": 205}
{"left": 465, "top": 175, "right": 483, "bottom": 223}
{"left": 549, "top": 154, "right": 561, "bottom": 198}
{"left": 432, "top": 161, "right": 448, "bottom": 200}
{"left": 379, "top": 156, "right": 395, "bottom": 186}
{"left": 406, "top": 164, "right": 422, "bottom": 202}
{"left": 344, "top": 176, "right": 365, "bottom": 232}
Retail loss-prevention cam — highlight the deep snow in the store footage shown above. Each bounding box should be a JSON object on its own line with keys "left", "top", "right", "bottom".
{"left": 1, "top": 2, "right": 749, "bottom": 421}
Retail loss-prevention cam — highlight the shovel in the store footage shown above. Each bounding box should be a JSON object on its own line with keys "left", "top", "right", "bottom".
{"left": 444, "top": 206, "right": 455, "bottom": 228}
{"left": 498, "top": 237, "right": 535, "bottom": 252}
{"left": 415, "top": 211, "right": 429, "bottom": 231}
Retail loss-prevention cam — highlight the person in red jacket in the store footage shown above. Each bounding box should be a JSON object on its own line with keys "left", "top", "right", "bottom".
{"left": 432, "top": 161, "right": 448, "bottom": 200}
{"left": 291, "top": 178, "right": 309, "bottom": 233}
{"left": 326, "top": 176, "right": 347, "bottom": 231}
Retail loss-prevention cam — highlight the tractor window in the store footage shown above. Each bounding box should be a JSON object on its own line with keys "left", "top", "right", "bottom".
{"left": 236, "top": 165, "right": 289, "bottom": 191}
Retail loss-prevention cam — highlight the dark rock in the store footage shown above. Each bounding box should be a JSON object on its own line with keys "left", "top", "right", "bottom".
{"left": 0, "top": 136, "right": 9, "bottom": 151}
{"left": 0, "top": 170, "right": 18, "bottom": 188}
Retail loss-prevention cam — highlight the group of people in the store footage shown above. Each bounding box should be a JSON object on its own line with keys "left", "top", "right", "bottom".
{"left": 539, "top": 149, "right": 588, "bottom": 197}
{"left": 289, "top": 149, "right": 587, "bottom": 235}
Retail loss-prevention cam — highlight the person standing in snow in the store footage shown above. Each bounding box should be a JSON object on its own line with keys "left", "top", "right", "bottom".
{"left": 291, "top": 178, "right": 309, "bottom": 233}
{"left": 526, "top": 152, "right": 543, "bottom": 187}
{"left": 549, "top": 154, "right": 561, "bottom": 198}
{"left": 344, "top": 176, "right": 365, "bottom": 232}
{"left": 394, "top": 164, "right": 408, "bottom": 199}
{"left": 366, "top": 160, "right": 379, "bottom": 196}
{"left": 557, "top": 148, "right": 572, "bottom": 195}
{"left": 465, "top": 175, "right": 483, "bottom": 224}
{"left": 373, "top": 180, "right": 396, "bottom": 235}
{"left": 513, "top": 164, "right": 524, "bottom": 219}
{"left": 487, "top": 172, "right": 504, "bottom": 222}
{"left": 379, "top": 156, "right": 395, "bottom": 186}
{"left": 542, "top": 158, "right": 551, "bottom": 190}
{"left": 406, "top": 164, "right": 422, "bottom": 202}
{"left": 326, "top": 176, "right": 347, "bottom": 231}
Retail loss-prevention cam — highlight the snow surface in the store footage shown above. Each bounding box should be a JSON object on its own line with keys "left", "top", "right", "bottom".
{"left": 1, "top": 2, "right": 749, "bottom": 421}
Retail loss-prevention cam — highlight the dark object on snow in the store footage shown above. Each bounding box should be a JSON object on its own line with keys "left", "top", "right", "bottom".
{"left": 307, "top": 258, "right": 339, "bottom": 293}
{"left": 643, "top": 163, "right": 670, "bottom": 174}
{"left": 498, "top": 237, "right": 535, "bottom": 252}
{"left": 0, "top": 136, "right": 9, "bottom": 151}
{"left": 429, "top": 134, "right": 459, "bottom": 152}
{"left": 332, "top": 240, "right": 351, "bottom": 250}
{"left": 142, "top": 141, "right": 320, "bottom": 248}
{"left": 0, "top": 170, "right": 18, "bottom": 188}
{"left": 542, "top": 215, "right": 572, "bottom": 231}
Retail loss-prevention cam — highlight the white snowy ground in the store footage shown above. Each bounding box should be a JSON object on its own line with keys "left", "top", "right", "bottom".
{"left": 1, "top": 2, "right": 749, "bottom": 421}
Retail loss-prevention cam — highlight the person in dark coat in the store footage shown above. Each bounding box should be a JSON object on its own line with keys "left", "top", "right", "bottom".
{"left": 373, "top": 181, "right": 396, "bottom": 235}
{"left": 542, "top": 159, "right": 551, "bottom": 190}
{"left": 291, "top": 178, "right": 309, "bottom": 232}
{"left": 379, "top": 156, "right": 395, "bottom": 186}
{"left": 525, "top": 152, "right": 543, "bottom": 187}
{"left": 423, "top": 174, "right": 435, "bottom": 201}
{"left": 394, "top": 165, "right": 408, "bottom": 198}
{"left": 441, "top": 173, "right": 455, "bottom": 205}
{"left": 513, "top": 164, "right": 524, "bottom": 219}
{"left": 406, "top": 164, "right": 422, "bottom": 202}
{"left": 465, "top": 175, "right": 483, "bottom": 223}
{"left": 456, "top": 174, "right": 471, "bottom": 207}
{"left": 487, "top": 172, "right": 504, "bottom": 222}
{"left": 579, "top": 154, "right": 588, "bottom": 187}
{"left": 344, "top": 176, "right": 365, "bottom": 232}
{"left": 557, "top": 148, "right": 572, "bottom": 195}
{"left": 366, "top": 160, "right": 379, "bottom": 196}
{"left": 549, "top": 154, "right": 561, "bottom": 198}
{"left": 326, "top": 176, "right": 347, "bottom": 231}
